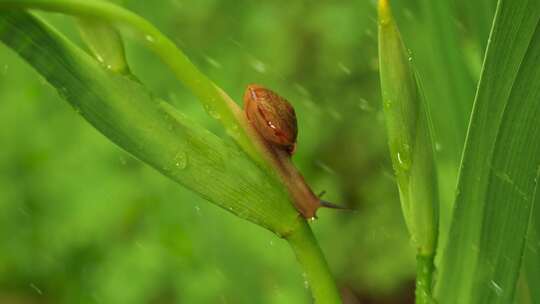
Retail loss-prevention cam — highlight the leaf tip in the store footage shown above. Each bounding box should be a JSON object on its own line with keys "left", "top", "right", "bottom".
{"left": 378, "top": 0, "right": 393, "bottom": 26}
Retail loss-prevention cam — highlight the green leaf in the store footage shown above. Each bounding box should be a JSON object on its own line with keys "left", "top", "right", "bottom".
{"left": 0, "top": 0, "right": 266, "bottom": 169}
{"left": 524, "top": 208, "right": 540, "bottom": 303}
{"left": 0, "top": 11, "right": 300, "bottom": 235}
{"left": 435, "top": 0, "right": 540, "bottom": 302}
{"left": 414, "top": 0, "right": 476, "bottom": 146}
{"left": 397, "top": 0, "right": 479, "bottom": 254}
{"left": 378, "top": 0, "right": 438, "bottom": 256}
{"left": 455, "top": 0, "right": 496, "bottom": 53}
{"left": 0, "top": 12, "right": 344, "bottom": 304}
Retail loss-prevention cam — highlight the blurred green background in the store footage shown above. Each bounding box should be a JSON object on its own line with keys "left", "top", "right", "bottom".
{"left": 0, "top": 0, "right": 491, "bottom": 303}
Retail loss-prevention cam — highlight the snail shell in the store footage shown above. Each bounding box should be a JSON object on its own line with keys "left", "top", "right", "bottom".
{"left": 243, "top": 84, "right": 297, "bottom": 154}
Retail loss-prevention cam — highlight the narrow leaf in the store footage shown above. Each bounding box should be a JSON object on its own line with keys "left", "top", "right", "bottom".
{"left": 524, "top": 206, "right": 540, "bottom": 303}
{"left": 398, "top": 1, "right": 478, "bottom": 260}
{"left": 0, "top": 0, "right": 266, "bottom": 169}
{"left": 435, "top": 0, "right": 540, "bottom": 302}
{"left": 0, "top": 11, "right": 300, "bottom": 235}
{"left": 456, "top": 0, "right": 497, "bottom": 53}
{"left": 378, "top": 0, "right": 438, "bottom": 256}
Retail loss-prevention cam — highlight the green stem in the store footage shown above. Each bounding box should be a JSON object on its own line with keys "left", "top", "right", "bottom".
{"left": 415, "top": 253, "right": 435, "bottom": 304}
{"left": 286, "top": 219, "right": 342, "bottom": 304}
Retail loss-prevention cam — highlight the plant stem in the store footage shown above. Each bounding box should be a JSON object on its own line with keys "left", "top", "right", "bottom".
{"left": 415, "top": 253, "right": 435, "bottom": 304}
{"left": 286, "top": 219, "right": 342, "bottom": 304}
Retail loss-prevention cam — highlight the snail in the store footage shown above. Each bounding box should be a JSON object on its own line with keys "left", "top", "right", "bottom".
{"left": 243, "top": 84, "right": 298, "bottom": 155}
{"left": 243, "top": 84, "right": 348, "bottom": 219}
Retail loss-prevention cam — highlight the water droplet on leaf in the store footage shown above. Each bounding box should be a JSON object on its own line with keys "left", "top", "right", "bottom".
{"left": 383, "top": 99, "right": 393, "bottom": 109}
{"left": 204, "top": 104, "right": 221, "bottom": 120}
{"left": 174, "top": 151, "right": 188, "bottom": 169}
{"left": 302, "top": 272, "right": 309, "bottom": 289}
{"left": 96, "top": 54, "right": 104, "bottom": 63}
{"left": 396, "top": 144, "right": 411, "bottom": 172}
{"left": 145, "top": 35, "right": 155, "bottom": 43}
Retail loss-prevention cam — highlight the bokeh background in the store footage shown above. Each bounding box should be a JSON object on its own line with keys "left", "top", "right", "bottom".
{"left": 0, "top": 0, "right": 493, "bottom": 303}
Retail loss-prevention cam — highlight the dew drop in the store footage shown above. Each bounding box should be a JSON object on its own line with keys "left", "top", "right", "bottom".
{"left": 302, "top": 273, "right": 309, "bottom": 289}
{"left": 209, "top": 109, "right": 221, "bottom": 119}
{"left": 96, "top": 54, "right": 105, "bottom": 63}
{"left": 173, "top": 151, "right": 188, "bottom": 169}
{"left": 204, "top": 104, "right": 221, "bottom": 120}
{"left": 396, "top": 144, "right": 411, "bottom": 171}
{"left": 435, "top": 142, "right": 442, "bottom": 152}
{"left": 397, "top": 152, "right": 405, "bottom": 165}
{"left": 226, "top": 124, "right": 240, "bottom": 140}
{"left": 383, "top": 99, "right": 393, "bottom": 109}
{"left": 145, "top": 35, "right": 156, "bottom": 43}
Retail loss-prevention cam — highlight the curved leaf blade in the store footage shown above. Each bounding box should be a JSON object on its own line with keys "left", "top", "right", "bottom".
{"left": 0, "top": 11, "right": 299, "bottom": 235}
{"left": 435, "top": 0, "right": 540, "bottom": 303}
